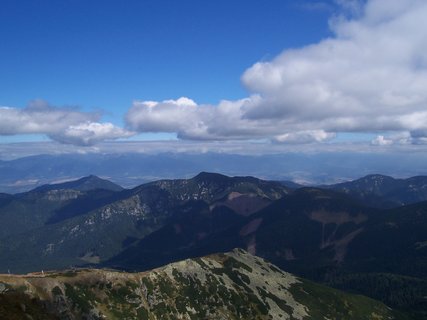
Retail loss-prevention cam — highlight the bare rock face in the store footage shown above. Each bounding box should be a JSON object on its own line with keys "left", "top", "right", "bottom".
{"left": 0, "top": 249, "right": 405, "bottom": 320}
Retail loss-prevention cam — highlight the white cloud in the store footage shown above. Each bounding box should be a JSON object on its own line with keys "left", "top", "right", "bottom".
{"left": 50, "top": 122, "right": 135, "bottom": 146}
{"left": 369, "top": 131, "right": 427, "bottom": 146}
{"left": 126, "top": 96, "right": 269, "bottom": 140}
{"left": 0, "top": 100, "right": 97, "bottom": 135}
{"left": 125, "top": 0, "right": 427, "bottom": 146}
{"left": 126, "top": 97, "right": 206, "bottom": 137}
{"left": 242, "top": 0, "right": 427, "bottom": 130}
{"left": 0, "top": 100, "right": 134, "bottom": 146}
{"left": 274, "top": 130, "right": 336, "bottom": 144}
{"left": 371, "top": 135, "right": 393, "bottom": 146}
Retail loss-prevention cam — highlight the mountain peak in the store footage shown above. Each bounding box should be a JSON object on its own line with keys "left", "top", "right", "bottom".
{"left": 78, "top": 175, "right": 104, "bottom": 183}
{"left": 192, "top": 171, "right": 230, "bottom": 182}
{"left": 31, "top": 175, "right": 123, "bottom": 193}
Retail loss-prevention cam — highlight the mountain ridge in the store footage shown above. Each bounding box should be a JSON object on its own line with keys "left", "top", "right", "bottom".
{"left": 0, "top": 172, "right": 290, "bottom": 274}
{"left": 0, "top": 249, "right": 408, "bottom": 320}
{"left": 326, "top": 174, "right": 427, "bottom": 208}
{"left": 31, "top": 175, "right": 124, "bottom": 193}
{"left": 2, "top": 152, "right": 426, "bottom": 194}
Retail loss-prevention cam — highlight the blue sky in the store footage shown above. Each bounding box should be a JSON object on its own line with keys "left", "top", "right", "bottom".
{"left": 1, "top": 0, "right": 427, "bottom": 154}
{"left": 0, "top": 0, "right": 331, "bottom": 117}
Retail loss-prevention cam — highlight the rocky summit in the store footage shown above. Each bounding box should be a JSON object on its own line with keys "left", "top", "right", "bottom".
{"left": 0, "top": 249, "right": 405, "bottom": 320}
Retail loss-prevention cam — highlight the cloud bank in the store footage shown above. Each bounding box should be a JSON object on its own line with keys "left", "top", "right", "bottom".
{"left": 126, "top": 0, "right": 427, "bottom": 145}
{"left": 0, "top": 100, "right": 134, "bottom": 146}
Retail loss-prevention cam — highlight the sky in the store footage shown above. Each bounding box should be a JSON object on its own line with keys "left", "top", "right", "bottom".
{"left": 1, "top": 0, "right": 427, "bottom": 158}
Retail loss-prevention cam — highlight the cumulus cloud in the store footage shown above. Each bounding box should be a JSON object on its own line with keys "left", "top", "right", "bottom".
{"left": 372, "top": 131, "right": 427, "bottom": 146}
{"left": 371, "top": 135, "right": 393, "bottom": 146}
{"left": 242, "top": 0, "right": 427, "bottom": 132}
{"left": 274, "top": 130, "right": 336, "bottom": 144}
{"left": 0, "top": 100, "right": 134, "bottom": 146}
{"left": 50, "top": 122, "right": 134, "bottom": 146}
{"left": 0, "top": 100, "right": 96, "bottom": 135}
{"left": 125, "top": 0, "right": 427, "bottom": 145}
{"left": 126, "top": 96, "right": 271, "bottom": 140}
{"left": 126, "top": 97, "right": 206, "bottom": 137}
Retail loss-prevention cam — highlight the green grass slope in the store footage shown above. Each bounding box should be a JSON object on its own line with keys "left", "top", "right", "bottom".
{"left": 0, "top": 249, "right": 408, "bottom": 320}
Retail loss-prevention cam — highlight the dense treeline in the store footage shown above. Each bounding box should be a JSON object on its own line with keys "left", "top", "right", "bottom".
{"left": 327, "top": 273, "right": 427, "bottom": 319}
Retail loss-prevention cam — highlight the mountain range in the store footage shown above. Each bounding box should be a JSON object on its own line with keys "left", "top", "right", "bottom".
{"left": 2, "top": 152, "right": 427, "bottom": 193}
{"left": 1, "top": 172, "right": 427, "bottom": 318}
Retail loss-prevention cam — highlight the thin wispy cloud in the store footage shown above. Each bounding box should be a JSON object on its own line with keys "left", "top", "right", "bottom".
{"left": 334, "top": 0, "right": 365, "bottom": 16}
{"left": 297, "top": 1, "right": 334, "bottom": 13}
